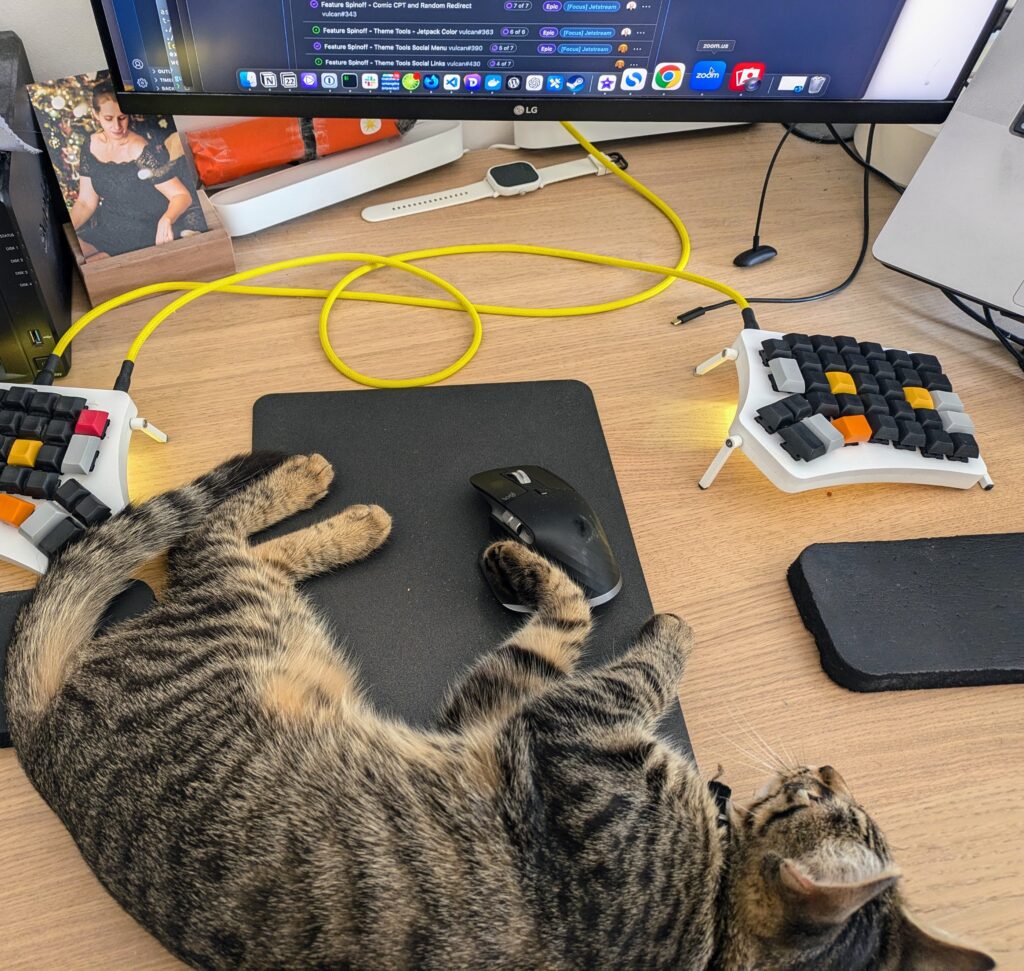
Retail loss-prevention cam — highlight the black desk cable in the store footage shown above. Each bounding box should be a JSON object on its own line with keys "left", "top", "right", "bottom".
{"left": 673, "top": 123, "right": 877, "bottom": 326}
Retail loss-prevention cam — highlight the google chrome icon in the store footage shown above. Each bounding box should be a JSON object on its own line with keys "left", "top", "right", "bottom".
{"left": 653, "top": 63, "right": 685, "bottom": 90}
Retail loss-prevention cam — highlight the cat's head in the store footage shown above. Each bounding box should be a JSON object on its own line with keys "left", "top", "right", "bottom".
{"left": 721, "top": 765, "right": 995, "bottom": 971}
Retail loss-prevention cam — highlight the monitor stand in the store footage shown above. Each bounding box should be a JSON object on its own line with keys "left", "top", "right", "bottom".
{"left": 513, "top": 119, "right": 742, "bottom": 149}
{"left": 203, "top": 120, "right": 465, "bottom": 237}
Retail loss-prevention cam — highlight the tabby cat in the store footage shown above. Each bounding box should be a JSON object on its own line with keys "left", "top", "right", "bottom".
{"left": 6, "top": 453, "right": 996, "bottom": 970}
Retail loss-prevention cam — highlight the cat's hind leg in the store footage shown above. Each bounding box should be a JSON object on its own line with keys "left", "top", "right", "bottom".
{"left": 436, "top": 540, "right": 592, "bottom": 731}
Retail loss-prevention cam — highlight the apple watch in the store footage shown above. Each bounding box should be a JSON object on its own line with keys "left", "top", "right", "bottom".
{"left": 361, "top": 153, "right": 627, "bottom": 222}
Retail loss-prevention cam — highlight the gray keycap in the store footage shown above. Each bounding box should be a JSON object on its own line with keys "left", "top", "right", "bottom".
{"left": 769, "top": 356, "right": 805, "bottom": 394}
{"left": 61, "top": 434, "right": 101, "bottom": 476}
{"left": 930, "top": 390, "right": 964, "bottom": 413}
{"left": 19, "top": 501, "right": 70, "bottom": 546}
{"left": 803, "top": 413, "right": 845, "bottom": 453}
{"left": 940, "top": 409, "right": 975, "bottom": 435}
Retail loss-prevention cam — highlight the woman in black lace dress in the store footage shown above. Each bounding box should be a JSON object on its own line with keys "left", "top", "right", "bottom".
{"left": 70, "top": 84, "right": 201, "bottom": 259}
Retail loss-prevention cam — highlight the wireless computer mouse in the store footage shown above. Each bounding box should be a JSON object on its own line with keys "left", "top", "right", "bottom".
{"left": 470, "top": 466, "right": 623, "bottom": 611}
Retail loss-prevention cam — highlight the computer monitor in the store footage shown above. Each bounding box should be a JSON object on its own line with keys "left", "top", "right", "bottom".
{"left": 91, "top": 0, "right": 1002, "bottom": 124}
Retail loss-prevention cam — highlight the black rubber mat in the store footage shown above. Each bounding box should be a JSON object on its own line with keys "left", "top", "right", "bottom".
{"left": 789, "top": 534, "right": 1024, "bottom": 691}
{"left": 0, "top": 581, "right": 155, "bottom": 747}
{"left": 254, "top": 381, "right": 689, "bottom": 750}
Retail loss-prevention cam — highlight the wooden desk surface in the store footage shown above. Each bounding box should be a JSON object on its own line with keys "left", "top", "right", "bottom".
{"left": 1, "top": 124, "right": 1021, "bottom": 968}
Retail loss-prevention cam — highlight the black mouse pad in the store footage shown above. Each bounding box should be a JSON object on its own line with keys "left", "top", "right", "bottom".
{"left": 0, "top": 581, "right": 155, "bottom": 747}
{"left": 254, "top": 381, "right": 689, "bottom": 750}
{"left": 789, "top": 534, "right": 1024, "bottom": 692}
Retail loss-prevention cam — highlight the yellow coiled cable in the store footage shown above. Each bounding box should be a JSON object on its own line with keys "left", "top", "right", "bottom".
{"left": 52, "top": 121, "right": 749, "bottom": 390}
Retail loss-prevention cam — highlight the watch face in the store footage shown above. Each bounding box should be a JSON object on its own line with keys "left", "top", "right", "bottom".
{"left": 488, "top": 161, "right": 541, "bottom": 189}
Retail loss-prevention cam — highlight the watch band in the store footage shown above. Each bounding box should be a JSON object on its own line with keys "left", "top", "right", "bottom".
{"left": 361, "top": 154, "right": 608, "bottom": 223}
{"left": 362, "top": 180, "right": 493, "bottom": 222}
{"left": 537, "top": 156, "right": 605, "bottom": 185}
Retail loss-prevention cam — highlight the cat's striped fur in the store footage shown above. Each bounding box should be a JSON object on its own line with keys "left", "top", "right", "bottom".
{"left": 5, "top": 453, "right": 995, "bottom": 969}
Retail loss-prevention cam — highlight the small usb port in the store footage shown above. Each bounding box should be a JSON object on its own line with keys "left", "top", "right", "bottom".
{"left": 28, "top": 329, "right": 44, "bottom": 347}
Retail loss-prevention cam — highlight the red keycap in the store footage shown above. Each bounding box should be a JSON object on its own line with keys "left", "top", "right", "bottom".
{"left": 74, "top": 409, "right": 110, "bottom": 439}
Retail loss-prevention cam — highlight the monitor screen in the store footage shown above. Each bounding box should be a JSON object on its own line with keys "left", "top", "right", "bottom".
{"left": 91, "top": 0, "right": 1003, "bottom": 122}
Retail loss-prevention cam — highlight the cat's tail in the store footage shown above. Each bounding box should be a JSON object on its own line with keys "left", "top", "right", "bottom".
{"left": 5, "top": 451, "right": 291, "bottom": 742}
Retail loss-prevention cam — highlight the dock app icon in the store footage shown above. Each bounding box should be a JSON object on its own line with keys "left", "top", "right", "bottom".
{"left": 621, "top": 67, "right": 647, "bottom": 90}
{"left": 689, "top": 60, "right": 726, "bottom": 91}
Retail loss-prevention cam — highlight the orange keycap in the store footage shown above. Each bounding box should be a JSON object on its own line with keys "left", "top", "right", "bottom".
{"left": 0, "top": 494, "right": 35, "bottom": 527}
{"left": 826, "top": 371, "right": 857, "bottom": 396}
{"left": 903, "top": 386, "right": 934, "bottom": 410}
{"left": 832, "top": 415, "right": 873, "bottom": 444}
{"left": 7, "top": 438, "right": 42, "bottom": 468}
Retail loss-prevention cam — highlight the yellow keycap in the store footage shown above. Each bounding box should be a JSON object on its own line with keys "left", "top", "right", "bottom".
{"left": 7, "top": 439, "right": 42, "bottom": 468}
{"left": 826, "top": 371, "right": 857, "bottom": 396}
{"left": 904, "top": 387, "right": 934, "bottom": 410}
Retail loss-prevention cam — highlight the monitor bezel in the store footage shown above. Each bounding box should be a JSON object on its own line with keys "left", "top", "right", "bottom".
{"left": 88, "top": 0, "right": 1005, "bottom": 125}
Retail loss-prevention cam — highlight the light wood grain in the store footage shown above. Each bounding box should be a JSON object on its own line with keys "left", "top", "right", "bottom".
{"left": 1, "top": 124, "right": 1021, "bottom": 968}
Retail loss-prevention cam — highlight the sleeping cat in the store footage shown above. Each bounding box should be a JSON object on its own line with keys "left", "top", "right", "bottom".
{"left": 5, "top": 452, "right": 995, "bottom": 970}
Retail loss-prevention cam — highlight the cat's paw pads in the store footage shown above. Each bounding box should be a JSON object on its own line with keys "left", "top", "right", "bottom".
{"left": 483, "top": 540, "right": 551, "bottom": 605}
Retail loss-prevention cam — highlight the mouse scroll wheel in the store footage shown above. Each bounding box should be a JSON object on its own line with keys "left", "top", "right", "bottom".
{"left": 505, "top": 469, "right": 532, "bottom": 485}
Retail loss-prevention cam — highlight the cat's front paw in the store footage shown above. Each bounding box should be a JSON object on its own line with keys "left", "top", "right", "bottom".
{"left": 482, "top": 539, "right": 566, "bottom": 609}
{"left": 280, "top": 453, "right": 335, "bottom": 509}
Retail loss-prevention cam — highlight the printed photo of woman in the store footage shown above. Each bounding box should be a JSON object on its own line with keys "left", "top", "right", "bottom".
{"left": 29, "top": 72, "right": 207, "bottom": 261}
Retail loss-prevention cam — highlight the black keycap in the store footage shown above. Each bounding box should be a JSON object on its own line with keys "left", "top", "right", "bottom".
{"left": 756, "top": 400, "right": 799, "bottom": 434}
{"left": 895, "top": 420, "right": 927, "bottom": 451}
{"left": 860, "top": 394, "right": 888, "bottom": 417}
{"left": 806, "top": 391, "right": 840, "bottom": 419}
{"left": 810, "top": 335, "right": 838, "bottom": 353}
{"left": 783, "top": 394, "right": 812, "bottom": 421}
{"left": 0, "top": 436, "right": 12, "bottom": 461}
{"left": 915, "top": 408, "right": 942, "bottom": 431}
{"left": 836, "top": 394, "right": 865, "bottom": 417}
{"left": 868, "top": 413, "right": 899, "bottom": 444}
{"left": 27, "top": 392, "right": 59, "bottom": 417}
{"left": 36, "top": 517, "right": 86, "bottom": 558}
{"left": 794, "top": 348, "right": 819, "bottom": 369}
{"left": 760, "top": 339, "right": 792, "bottom": 364}
{"left": 817, "top": 349, "right": 845, "bottom": 372}
{"left": 859, "top": 341, "right": 886, "bottom": 362}
{"left": 0, "top": 465, "right": 27, "bottom": 493}
{"left": 840, "top": 351, "right": 870, "bottom": 374}
{"left": 783, "top": 333, "right": 814, "bottom": 354}
{"left": 885, "top": 348, "right": 913, "bottom": 368}
{"left": 2, "top": 387, "right": 34, "bottom": 411}
{"left": 921, "top": 372, "right": 953, "bottom": 393}
{"left": 73, "top": 493, "right": 111, "bottom": 526}
{"left": 44, "top": 419, "right": 74, "bottom": 446}
{"left": 800, "top": 367, "right": 830, "bottom": 394}
{"left": 55, "top": 478, "right": 91, "bottom": 513}
{"left": 19, "top": 414, "right": 47, "bottom": 440}
{"left": 779, "top": 421, "right": 827, "bottom": 461}
{"left": 0, "top": 410, "right": 22, "bottom": 437}
{"left": 22, "top": 470, "right": 60, "bottom": 500}
{"left": 896, "top": 367, "right": 923, "bottom": 387}
{"left": 35, "top": 444, "right": 66, "bottom": 473}
{"left": 911, "top": 352, "right": 942, "bottom": 373}
{"left": 878, "top": 377, "right": 906, "bottom": 402}
{"left": 950, "top": 433, "right": 980, "bottom": 461}
{"left": 869, "top": 361, "right": 897, "bottom": 381}
{"left": 854, "top": 372, "right": 880, "bottom": 395}
{"left": 52, "top": 395, "right": 88, "bottom": 422}
{"left": 889, "top": 398, "right": 915, "bottom": 422}
{"left": 923, "top": 427, "right": 955, "bottom": 459}
{"left": 834, "top": 335, "right": 859, "bottom": 353}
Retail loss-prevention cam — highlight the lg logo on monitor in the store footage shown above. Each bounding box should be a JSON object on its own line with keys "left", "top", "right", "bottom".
{"left": 513, "top": 105, "right": 539, "bottom": 115}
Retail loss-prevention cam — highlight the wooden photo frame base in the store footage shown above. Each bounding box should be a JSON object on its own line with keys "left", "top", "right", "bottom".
{"left": 64, "top": 192, "right": 236, "bottom": 307}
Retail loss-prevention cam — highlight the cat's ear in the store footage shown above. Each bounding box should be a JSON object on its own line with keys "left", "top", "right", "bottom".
{"left": 777, "top": 858, "right": 900, "bottom": 927}
{"left": 895, "top": 911, "right": 996, "bottom": 971}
